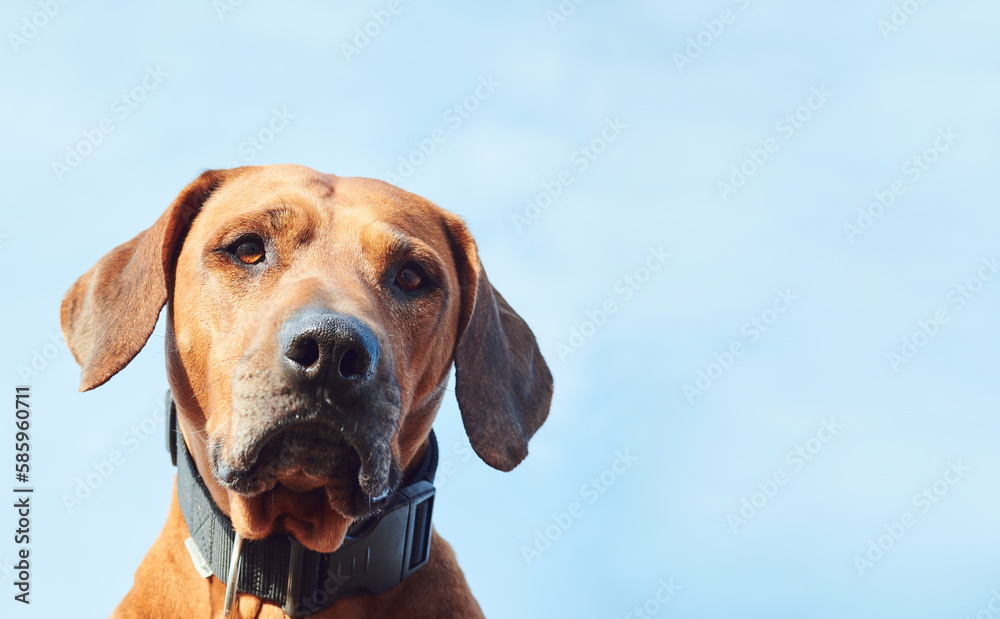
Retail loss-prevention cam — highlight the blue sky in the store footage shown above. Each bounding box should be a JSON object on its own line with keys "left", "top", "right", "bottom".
{"left": 2, "top": 0, "right": 1000, "bottom": 617}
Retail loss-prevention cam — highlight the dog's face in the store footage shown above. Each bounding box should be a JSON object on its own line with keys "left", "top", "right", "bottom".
{"left": 170, "top": 166, "right": 467, "bottom": 548}
{"left": 61, "top": 164, "right": 552, "bottom": 552}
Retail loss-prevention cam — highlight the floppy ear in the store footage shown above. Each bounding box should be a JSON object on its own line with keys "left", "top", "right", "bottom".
{"left": 445, "top": 216, "right": 553, "bottom": 472}
{"left": 60, "top": 170, "right": 227, "bottom": 392}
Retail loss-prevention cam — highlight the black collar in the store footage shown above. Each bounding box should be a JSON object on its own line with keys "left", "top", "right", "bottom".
{"left": 165, "top": 391, "right": 437, "bottom": 617}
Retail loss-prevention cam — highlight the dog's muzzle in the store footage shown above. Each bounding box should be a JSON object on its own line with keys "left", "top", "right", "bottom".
{"left": 215, "top": 308, "right": 403, "bottom": 512}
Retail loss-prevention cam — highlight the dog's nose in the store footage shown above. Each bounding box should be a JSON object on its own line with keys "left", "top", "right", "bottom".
{"left": 279, "top": 310, "right": 379, "bottom": 389}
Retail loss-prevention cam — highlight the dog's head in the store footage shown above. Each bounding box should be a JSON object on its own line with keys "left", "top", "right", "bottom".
{"left": 60, "top": 164, "right": 552, "bottom": 551}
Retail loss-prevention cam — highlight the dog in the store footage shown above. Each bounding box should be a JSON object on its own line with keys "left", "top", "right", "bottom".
{"left": 60, "top": 164, "right": 553, "bottom": 618}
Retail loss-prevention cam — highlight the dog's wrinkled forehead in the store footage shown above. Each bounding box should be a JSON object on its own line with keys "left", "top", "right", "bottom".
{"left": 190, "top": 165, "right": 449, "bottom": 252}
{"left": 170, "top": 166, "right": 457, "bottom": 333}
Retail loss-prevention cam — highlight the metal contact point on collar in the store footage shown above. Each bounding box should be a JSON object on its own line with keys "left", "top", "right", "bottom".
{"left": 223, "top": 533, "right": 245, "bottom": 618}
{"left": 283, "top": 538, "right": 305, "bottom": 616}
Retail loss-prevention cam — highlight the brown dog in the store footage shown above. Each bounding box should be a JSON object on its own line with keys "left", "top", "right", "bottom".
{"left": 61, "top": 164, "right": 553, "bottom": 618}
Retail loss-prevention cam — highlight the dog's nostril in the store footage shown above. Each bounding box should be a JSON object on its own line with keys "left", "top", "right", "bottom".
{"left": 288, "top": 337, "right": 321, "bottom": 368}
{"left": 280, "top": 311, "right": 379, "bottom": 385}
{"left": 338, "top": 348, "right": 362, "bottom": 379}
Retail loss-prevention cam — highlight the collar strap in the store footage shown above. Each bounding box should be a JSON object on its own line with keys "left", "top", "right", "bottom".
{"left": 166, "top": 391, "right": 437, "bottom": 617}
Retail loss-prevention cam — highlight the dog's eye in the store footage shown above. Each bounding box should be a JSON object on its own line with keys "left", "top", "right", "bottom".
{"left": 231, "top": 236, "right": 265, "bottom": 265}
{"left": 395, "top": 263, "right": 426, "bottom": 291}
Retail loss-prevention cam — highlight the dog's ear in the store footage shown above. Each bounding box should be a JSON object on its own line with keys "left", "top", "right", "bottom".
{"left": 60, "top": 170, "right": 227, "bottom": 392}
{"left": 445, "top": 215, "right": 553, "bottom": 472}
